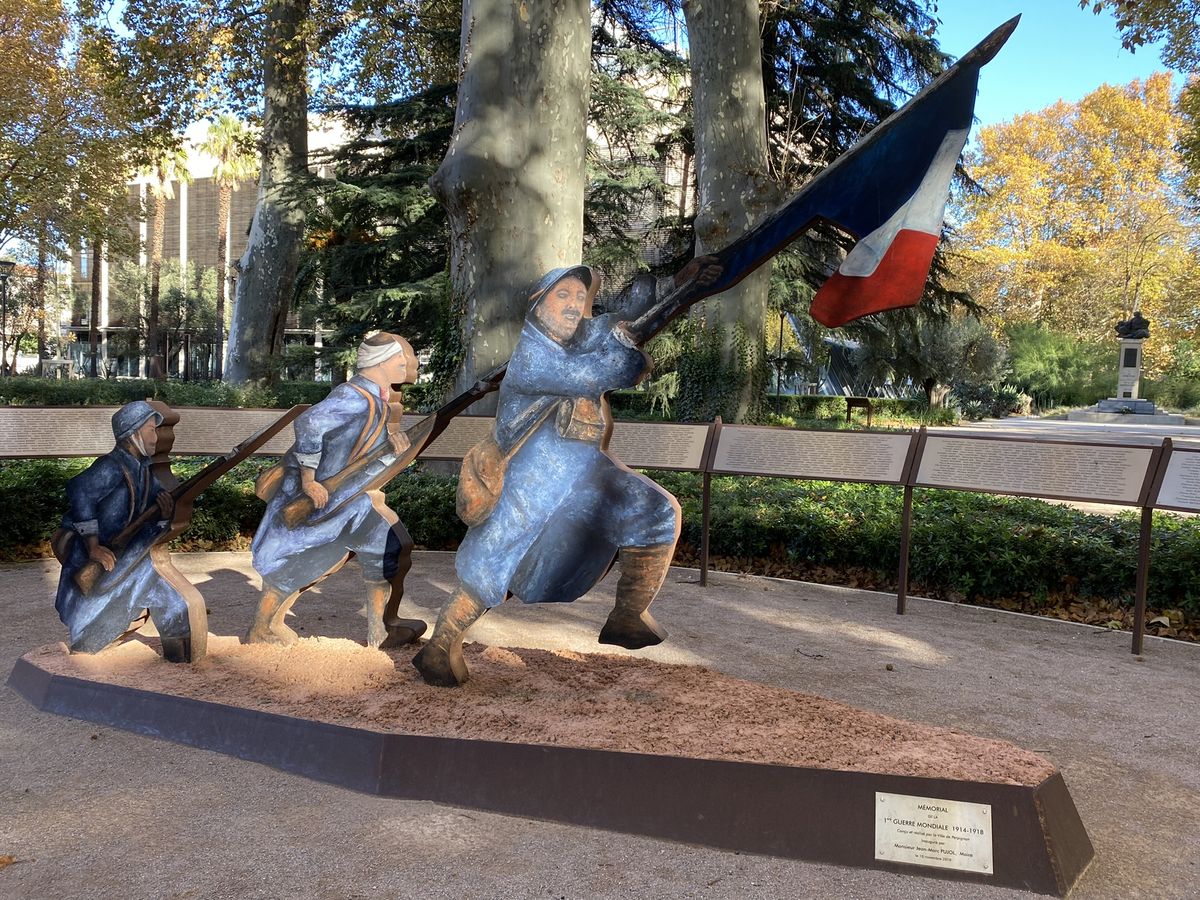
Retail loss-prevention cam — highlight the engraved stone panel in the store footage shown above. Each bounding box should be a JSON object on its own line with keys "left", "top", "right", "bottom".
{"left": 711, "top": 426, "right": 912, "bottom": 483}
{"left": 875, "top": 792, "right": 993, "bottom": 875}
{"left": 916, "top": 436, "right": 1153, "bottom": 504}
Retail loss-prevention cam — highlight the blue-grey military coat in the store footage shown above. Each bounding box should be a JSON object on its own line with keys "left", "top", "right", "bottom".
{"left": 455, "top": 312, "right": 680, "bottom": 608}
{"left": 252, "top": 375, "right": 403, "bottom": 593}
{"left": 55, "top": 447, "right": 187, "bottom": 651}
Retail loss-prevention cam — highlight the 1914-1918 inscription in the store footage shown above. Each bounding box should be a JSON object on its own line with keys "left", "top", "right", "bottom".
{"left": 711, "top": 427, "right": 912, "bottom": 483}
{"left": 875, "top": 792, "right": 993, "bottom": 875}
{"left": 1157, "top": 447, "right": 1200, "bottom": 512}
{"left": 917, "top": 436, "right": 1153, "bottom": 504}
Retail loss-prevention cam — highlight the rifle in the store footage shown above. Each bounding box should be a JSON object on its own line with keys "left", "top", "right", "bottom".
{"left": 71, "top": 405, "right": 305, "bottom": 594}
{"left": 281, "top": 364, "right": 508, "bottom": 527}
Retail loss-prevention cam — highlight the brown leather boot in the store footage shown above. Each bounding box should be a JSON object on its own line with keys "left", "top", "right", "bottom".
{"left": 599, "top": 543, "right": 672, "bottom": 650}
{"left": 160, "top": 635, "right": 193, "bottom": 663}
{"left": 412, "top": 588, "right": 486, "bottom": 687}
{"left": 364, "top": 581, "right": 427, "bottom": 648}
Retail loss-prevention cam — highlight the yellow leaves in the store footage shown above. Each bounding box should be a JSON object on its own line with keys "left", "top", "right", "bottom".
{"left": 956, "top": 75, "right": 1198, "bottom": 345}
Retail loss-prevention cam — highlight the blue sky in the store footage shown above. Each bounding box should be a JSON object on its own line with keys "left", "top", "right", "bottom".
{"left": 933, "top": 1, "right": 1179, "bottom": 127}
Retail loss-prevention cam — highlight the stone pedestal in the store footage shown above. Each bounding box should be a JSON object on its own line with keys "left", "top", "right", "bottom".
{"left": 1114, "top": 338, "right": 1144, "bottom": 401}
{"left": 1067, "top": 336, "right": 1185, "bottom": 423}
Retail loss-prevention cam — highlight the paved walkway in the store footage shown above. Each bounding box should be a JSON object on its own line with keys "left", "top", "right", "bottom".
{"left": 2, "top": 551, "right": 1198, "bottom": 899}
{"left": 936, "top": 415, "right": 1200, "bottom": 446}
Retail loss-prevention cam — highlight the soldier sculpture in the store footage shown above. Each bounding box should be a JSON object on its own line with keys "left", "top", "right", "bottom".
{"left": 247, "top": 333, "right": 427, "bottom": 648}
{"left": 413, "top": 259, "right": 720, "bottom": 686}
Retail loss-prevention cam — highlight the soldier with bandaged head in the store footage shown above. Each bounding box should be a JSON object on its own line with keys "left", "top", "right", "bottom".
{"left": 247, "top": 332, "right": 426, "bottom": 648}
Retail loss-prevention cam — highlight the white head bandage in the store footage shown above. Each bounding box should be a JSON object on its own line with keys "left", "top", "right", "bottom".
{"left": 356, "top": 338, "right": 405, "bottom": 370}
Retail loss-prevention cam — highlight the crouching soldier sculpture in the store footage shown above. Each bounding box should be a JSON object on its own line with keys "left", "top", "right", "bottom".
{"left": 53, "top": 401, "right": 206, "bottom": 662}
{"left": 247, "top": 332, "right": 428, "bottom": 648}
{"left": 414, "top": 259, "right": 721, "bottom": 686}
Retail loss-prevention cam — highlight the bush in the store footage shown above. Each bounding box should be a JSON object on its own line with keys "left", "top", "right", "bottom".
{"left": 1143, "top": 376, "right": 1200, "bottom": 412}
{"left": 7, "top": 460, "right": 1196, "bottom": 618}
{"left": 0, "top": 377, "right": 332, "bottom": 409}
{"left": 1005, "top": 325, "right": 1110, "bottom": 409}
{"left": 950, "top": 381, "right": 1030, "bottom": 421}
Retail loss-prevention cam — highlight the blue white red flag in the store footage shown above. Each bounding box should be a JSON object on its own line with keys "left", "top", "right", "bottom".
{"left": 696, "top": 17, "right": 1016, "bottom": 328}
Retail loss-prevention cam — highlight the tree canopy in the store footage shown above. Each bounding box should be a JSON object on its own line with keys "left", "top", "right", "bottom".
{"left": 954, "top": 73, "right": 1199, "bottom": 374}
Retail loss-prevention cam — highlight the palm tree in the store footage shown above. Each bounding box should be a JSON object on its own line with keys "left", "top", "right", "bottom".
{"left": 144, "top": 145, "right": 191, "bottom": 378}
{"left": 200, "top": 116, "right": 258, "bottom": 380}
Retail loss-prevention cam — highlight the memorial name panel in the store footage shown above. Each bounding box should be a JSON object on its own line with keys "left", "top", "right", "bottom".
{"left": 411, "top": 416, "right": 495, "bottom": 461}
{"left": 711, "top": 426, "right": 912, "bottom": 483}
{"left": 916, "top": 436, "right": 1152, "bottom": 504}
{"left": 608, "top": 422, "right": 710, "bottom": 471}
{"left": 875, "top": 792, "right": 993, "bottom": 875}
{"left": 1157, "top": 448, "right": 1200, "bottom": 512}
{"left": 0, "top": 408, "right": 121, "bottom": 457}
{"left": 170, "top": 409, "right": 297, "bottom": 456}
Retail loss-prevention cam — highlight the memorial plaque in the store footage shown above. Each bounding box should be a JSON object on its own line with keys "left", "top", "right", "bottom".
{"left": 711, "top": 426, "right": 912, "bottom": 483}
{"left": 1157, "top": 448, "right": 1200, "bottom": 512}
{"left": 609, "top": 422, "right": 710, "bottom": 471}
{"left": 169, "top": 408, "right": 297, "bottom": 456}
{"left": 0, "top": 407, "right": 117, "bottom": 457}
{"left": 875, "top": 792, "right": 993, "bottom": 875}
{"left": 411, "top": 415, "right": 495, "bottom": 461}
{"left": 916, "top": 436, "right": 1153, "bottom": 504}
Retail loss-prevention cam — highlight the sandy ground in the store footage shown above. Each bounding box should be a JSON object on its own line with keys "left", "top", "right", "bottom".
{"left": 2, "top": 550, "right": 1199, "bottom": 899}
{"left": 25, "top": 635, "right": 1054, "bottom": 786}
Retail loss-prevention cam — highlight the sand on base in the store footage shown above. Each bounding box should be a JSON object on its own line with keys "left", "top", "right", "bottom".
{"left": 27, "top": 635, "right": 1055, "bottom": 786}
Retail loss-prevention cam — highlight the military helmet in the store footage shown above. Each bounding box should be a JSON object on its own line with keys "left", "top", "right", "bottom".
{"left": 111, "top": 400, "right": 163, "bottom": 442}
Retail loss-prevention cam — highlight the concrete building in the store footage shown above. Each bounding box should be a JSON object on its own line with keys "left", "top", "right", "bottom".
{"left": 68, "top": 121, "right": 346, "bottom": 379}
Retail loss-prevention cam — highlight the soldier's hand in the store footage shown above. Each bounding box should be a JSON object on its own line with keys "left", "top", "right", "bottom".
{"left": 389, "top": 430, "right": 411, "bottom": 455}
{"left": 674, "top": 255, "right": 722, "bottom": 288}
{"left": 304, "top": 481, "right": 329, "bottom": 509}
{"left": 89, "top": 545, "right": 116, "bottom": 572}
{"left": 156, "top": 492, "right": 175, "bottom": 517}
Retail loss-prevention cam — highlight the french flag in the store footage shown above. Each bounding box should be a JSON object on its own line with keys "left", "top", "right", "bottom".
{"left": 700, "top": 18, "right": 1016, "bottom": 329}
{"left": 809, "top": 127, "right": 969, "bottom": 327}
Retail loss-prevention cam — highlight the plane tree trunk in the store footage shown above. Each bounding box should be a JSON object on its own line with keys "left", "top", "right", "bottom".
{"left": 684, "top": 0, "right": 776, "bottom": 422}
{"left": 224, "top": 0, "right": 308, "bottom": 384}
{"left": 429, "top": 0, "right": 591, "bottom": 404}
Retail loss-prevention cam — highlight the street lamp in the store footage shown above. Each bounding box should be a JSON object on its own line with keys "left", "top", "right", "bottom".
{"left": 0, "top": 260, "right": 16, "bottom": 377}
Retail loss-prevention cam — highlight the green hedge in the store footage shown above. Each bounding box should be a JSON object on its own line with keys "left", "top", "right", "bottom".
{"left": 2, "top": 378, "right": 940, "bottom": 427}
{"left": 650, "top": 473, "right": 1199, "bottom": 612}
{"left": 0, "top": 377, "right": 332, "bottom": 409}
{"left": 607, "top": 389, "right": 934, "bottom": 423}
{"left": 5, "top": 461, "right": 1196, "bottom": 617}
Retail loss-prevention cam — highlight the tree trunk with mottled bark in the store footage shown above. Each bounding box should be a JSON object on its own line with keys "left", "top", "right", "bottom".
{"left": 35, "top": 227, "right": 47, "bottom": 368}
{"left": 224, "top": 0, "right": 308, "bottom": 384}
{"left": 684, "top": 0, "right": 776, "bottom": 422}
{"left": 429, "top": 0, "right": 591, "bottom": 403}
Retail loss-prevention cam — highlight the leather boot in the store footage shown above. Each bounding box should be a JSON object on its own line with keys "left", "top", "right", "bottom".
{"left": 599, "top": 543, "right": 672, "bottom": 650}
{"left": 245, "top": 585, "right": 301, "bottom": 645}
{"left": 160, "top": 635, "right": 193, "bottom": 663}
{"left": 412, "top": 588, "right": 486, "bottom": 687}
{"left": 364, "top": 581, "right": 427, "bottom": 648}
